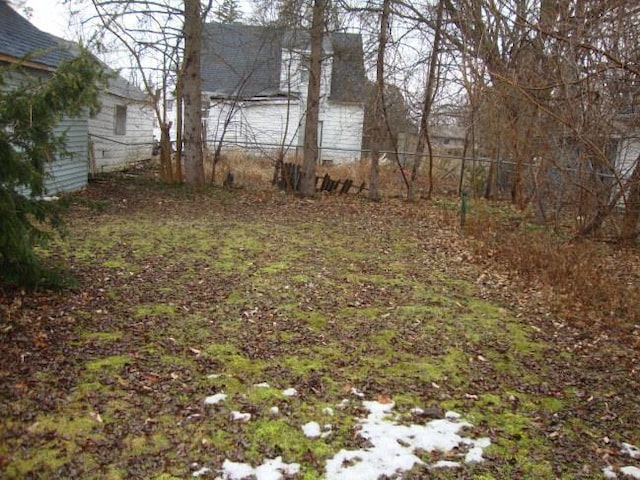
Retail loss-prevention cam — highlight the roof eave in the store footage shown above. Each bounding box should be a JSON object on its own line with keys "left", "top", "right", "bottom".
{"left": 0, "top": 52, "right": 56, "bottom": 72}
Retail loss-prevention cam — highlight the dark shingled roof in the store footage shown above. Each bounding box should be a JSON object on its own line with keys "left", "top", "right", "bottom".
{"left": 330, "top": 32, "right": 366, "bottom": 103}
{"left": 0, "top": 1, "right": 149, "bottom": 102}
{"left": 201, "top": 22, "right": 365, "bottom": 103}
{"left": 0, "top": 0, "right": 75, "bottom": 69}
{"left": 202, "top": 22, "right": 284, "bottom": 99}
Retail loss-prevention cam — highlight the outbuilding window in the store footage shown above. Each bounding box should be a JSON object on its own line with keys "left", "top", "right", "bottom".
{"left": 114, "top": 105, "right": 127, "bottom": 135}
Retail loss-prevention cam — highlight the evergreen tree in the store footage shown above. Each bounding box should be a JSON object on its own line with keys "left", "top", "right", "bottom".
{"left": 0, "top": 49, "right": 106, "bottom": 288}
{"left": 215, "top": 0, "right": 242, "bottom": 23}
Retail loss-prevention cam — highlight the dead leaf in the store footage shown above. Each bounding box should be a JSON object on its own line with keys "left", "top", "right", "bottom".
{"left": 89, "top": 412, "right": 103, "bottom": 423}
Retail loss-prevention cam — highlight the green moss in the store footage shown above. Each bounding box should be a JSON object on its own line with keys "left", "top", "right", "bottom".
{"left": 211, "top": 225, "right": 267, "bottom": 272}
{"left": 204, "top": 343, "right": 266, "bottom": 378}
{"left": 103, "top": 259, "right": 130, "bottom": 269}
{"left": 157, "top": 354, "right": 198, "bottom": 369}
{"left": 225, "top": 291, "right": 246, "bottom": 305}
{"left": 279, "top": 354, "right": 326, "bottom": 376}
{"left": 85, "top": 355, "right": 131, "bottom": 372}
{"left": 246, "top": 385, "right": 284, "bottom": 403}
{"left": 295, "top": 311, "right": 327, "bottom": 330}
{"left": 105, "top": 466, "right": 127, "bottom": 479}
{"left": 203, "top": 428, "right": 233, "bottom": 451}
{"left": 4, "top": 446, "right": 67, "bottom": 477}
{"left": 81, "top": 331, "right": 123, "bottom": 342}
{"left": 249, "top": 418, "right": 333, "bottom": 460}
{"left": 539, "top": 396, "right": 565, "bottom": 412}
{"left": 259, "top": 261, "right": 291, "bottom": 274}
{"left": 70, "top": 381, "right": 109, "bottom": 401}
{"left": 133, "top": 303, "right": 177, "bottom": 318}
{"left": 30, "top": 413, "right": 100, "bottom": 440}
{"left": 123, "top": 432, "right": 171, "bottom": 456}
{"left": 291, "top": 274, "right": 312, "bottom": 282}
{"left": 301, "top": 470, "right": 324, "bottom": 480}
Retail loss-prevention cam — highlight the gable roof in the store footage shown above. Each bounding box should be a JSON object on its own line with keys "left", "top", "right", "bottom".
{"left": 0, "top": 1, "right": 150, "bottom": 103}
{"left": 202, "top": 22, "right": 284, "bottom": 99}
{"left": 0, "top": 0, "right": 75, "bottom": 69}
{"left": 201, "top": 22, "right": 365, "bottom": 103}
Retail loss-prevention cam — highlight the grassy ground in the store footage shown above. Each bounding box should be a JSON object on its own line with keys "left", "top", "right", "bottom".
{"left": 1, "top": 173, "right": 639, "bottom": 479}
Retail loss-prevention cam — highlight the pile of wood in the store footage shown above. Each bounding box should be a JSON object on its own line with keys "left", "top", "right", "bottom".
{"left": 279, "top": 162, "right": 366, "bottom": 195}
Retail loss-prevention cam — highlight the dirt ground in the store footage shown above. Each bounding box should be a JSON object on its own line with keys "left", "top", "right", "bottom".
{"left": 1, "top": 174, "right": 638, "bottom": 479}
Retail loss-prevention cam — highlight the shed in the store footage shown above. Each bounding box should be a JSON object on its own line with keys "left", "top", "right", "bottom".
{"left": 0, "top": 0, "right": 154, "bottom": 192}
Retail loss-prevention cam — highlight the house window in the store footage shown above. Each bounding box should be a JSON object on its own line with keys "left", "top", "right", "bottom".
{"left": 114, "top": 105, "right": 127, "bottom": 135}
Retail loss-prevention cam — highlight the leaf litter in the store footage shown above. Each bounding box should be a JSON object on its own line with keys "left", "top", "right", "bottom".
{"left": 1, "top": 175, "right": 639, "bottom": 479}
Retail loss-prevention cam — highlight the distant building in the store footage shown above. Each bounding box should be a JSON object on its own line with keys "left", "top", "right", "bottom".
{"left": 201, "top": 22, "right": 366, "bottom": 163}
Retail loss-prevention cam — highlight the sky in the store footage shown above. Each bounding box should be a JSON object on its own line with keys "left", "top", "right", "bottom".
{"left": 20, "top": 0, "right": 256, "bottom": 41}
{"left": 22, "top": 0, "right": 71, "bottom": 39}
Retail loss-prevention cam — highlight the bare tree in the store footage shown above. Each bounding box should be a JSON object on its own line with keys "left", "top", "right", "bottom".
{"left": 299, "top": 0, "right": 325, "bottom": 196}
{"left": 367, "top": 0, "right": 392, "bottom": 201}
{"left": 71, "top": 0, "right": 213, "bottom": 186}
{"left": 77, "top": 0, "right": 184, "bottom": 182}
{"left": 182, "top": 0, "right": 207, "bottom": 186}
{"left": 407, "top": 0, "right": 443, "bottom": 201}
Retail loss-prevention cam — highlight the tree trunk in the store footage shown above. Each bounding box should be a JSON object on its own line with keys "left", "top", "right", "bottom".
{"left": 300, "top": 0, "right": 325, "bottom": 197}
{"left": 408, "top": 0, "right": 443, "bottom": 202}
{"left": 160, "top": 123, "right": 173, "bottom": 182}
{"left": 458, "top": 128, "right": 470, "bottom": 196}
{"left": 182, "top": 0, "right": 205, "bottom": 186}
{"left": 175, "top": 75, "right": 184, "bottom": 183}
{"left": 369, "top": 0, "right": 392, "bottom": 202}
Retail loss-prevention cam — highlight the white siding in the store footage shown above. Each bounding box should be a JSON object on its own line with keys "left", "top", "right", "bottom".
{"left": 279, "top": 50, "right": 332, "bottom": 100}
{"left": 617, "top": 136, "right": 640, "bottom": 178}
{"left": 44, "top": 115, "right": 89, "bottom": 194}
{"left": 319, "top": 102, "right": 364, "bottom": 162}
{"left": 88, "top": 90, "right": 155, "bottom": 173}
{"left": 206, "top": 99, "right": 303, "bottom": 156}
{"left": 280, "top": 51, "right": 304, "bottom": 96}
{"left": 2, "top": 64, "right": 90, "bottom": 193}
{"left": 206, "top": 98, "right": 362, "bottom": 163}
{"left": 204, "top": 44, "right": 362, "bottom": 164}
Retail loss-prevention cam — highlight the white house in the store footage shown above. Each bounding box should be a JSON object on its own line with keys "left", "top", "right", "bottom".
{"left": 201, "top": 23, "right": 366, "bottom": 163}
{"left": 88, "top": 74, "right": 155, "bottom": 175}
{"left": 0, "top": 0, "right": 155, "bottom": 193}
{"left": 612, "top": 100, "right": 640, "bottom": 180}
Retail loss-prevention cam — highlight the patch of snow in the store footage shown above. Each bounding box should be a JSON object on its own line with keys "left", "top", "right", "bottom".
{"left": 282, "top": 388, "right": 297, "bottom": 397}
{"left": 323, "top": 407, "right": 334, "bottom": 416}
{"left": 204, "top": 393, "right": 227, "bottom": 405}
{"left": 432, "top": 460, "right": 461, "bottom": 469}
{"left": 622, "top": 443, "right": 640, "bottom": 459}
{"left": 350, "top": 387, "right": 365, "bottom": 398}
{"left": 603, "top": 466, "right": 618, "bottom": 479}
{"left": 410, "top": 407, "right": 424, "bottom": 415}
{"left": 192, "top": 466, "right": 212, "bottom": 477}
{"left": 324, "top": 401, "right": 490, "bottom": 480}
{"left": 231, "top": 411, "right": 251, "bottom": 422}
{"left": 220, "top": 460, "right": 253, "bottom": 479}
{"left": 220, "top": 457, "right": 300, "bottom": 480}
{"left": 621, "top": 466, "right": 640, "bottom": 479}
{"left": 269, "top": 406, "right": 279, "bottom": 415}
{"left": 464, "top": 437, "right": 491, "bottom": 463}
{"left": 445, "top": 411, "right": 461, "bottom": 420}
{"left": 302, "top": 421, "right": 321, "bottom": 438}
{"left": 253, "top": 382, "right": 270, "bottom": 388}
{"left": 207, "top": 374, "right": 222, "bottom": 379}
{"left": 336, "top": 399, "right": 349, "bottom": 409}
